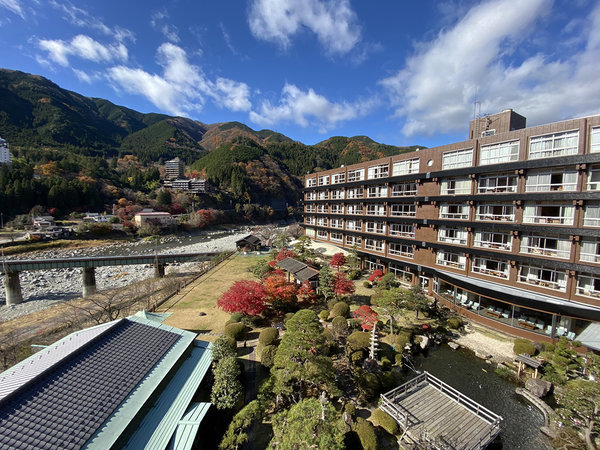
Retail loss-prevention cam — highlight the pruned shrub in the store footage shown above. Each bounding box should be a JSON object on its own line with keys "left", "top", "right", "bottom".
{"left": 260, "top": 345, "right": 277, "bottom": 368}
{"left": 390, "top": 331, "right": 412, "bottom": 350}
{"left": 330, "top": 301, "right": 350, "bottom": 318}
{"left": 230, "top": 312, "right": 243, "bottom": 323}
{"left": 319, "top": 310, "right": 330, "bottom": 321}
{"left": 372, "top": 409, "right": 398, "bottom": 435}
{"left": 514, "top": 338, "right": 536, "bottom": 356}
{"left": 224, "top": 322, "right": 248, "bottom": 341}
{"left": 258, "top": 327, "right": 279, "bottom": 347}
{"left": 347, "top": 331, "right": 371, "bottom": 351}
{"left": 355, "top": 418, "right": 378, "bottom": 450}
{"left": 344, "top": 402, "right": 356, "bottom": 418}
{"left": 446, "top": 317, "right": 462, "bottom": 330}
{"left": 347, "top": 269, "right": 361, "bottom": 280}
{"left": 331, "top": 316, "right": 349, "bottom": 337}
{"left": 363, "top": 281, "right": 372, "bottom": 289}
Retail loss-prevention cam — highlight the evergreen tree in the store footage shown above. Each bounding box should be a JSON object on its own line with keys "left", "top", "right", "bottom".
{"left": 219, "top": 400, "right": 262, "bottom": 450}
{"left": 318, "top": 265, "right": 335, "bottom": 302}
{"left": 211, "top": 356, "right": 243, "bottom": 410}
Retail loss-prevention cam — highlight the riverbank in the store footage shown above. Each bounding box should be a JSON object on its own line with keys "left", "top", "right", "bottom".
{"left": 453, "top": 322, "right": 516, "bottom": 363}
{"left": 0, "top": 227, "right": 254, "bottom": 321}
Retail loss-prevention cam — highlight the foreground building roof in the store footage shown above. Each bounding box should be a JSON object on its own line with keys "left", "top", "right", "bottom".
{"left": 0, "top": 315, "right": 212, "bottom": 449}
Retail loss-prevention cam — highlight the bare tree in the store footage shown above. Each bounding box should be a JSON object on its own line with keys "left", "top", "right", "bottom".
{"left": 287, "top": 223, "right": 304, "bottom": 239}
{"left": 69, "top": 290, "right": 136, "bottom": 325}
{"left": 253, "top": 225, "right": 278, "bottom": 247}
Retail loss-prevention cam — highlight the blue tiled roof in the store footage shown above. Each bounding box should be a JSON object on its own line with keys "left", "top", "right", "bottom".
{"left": 0, "top": 319, "right": 181, "bottom": 450}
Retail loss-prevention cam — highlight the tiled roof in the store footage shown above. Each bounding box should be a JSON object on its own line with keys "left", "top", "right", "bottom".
{"left": 0, "top": 320, "right": 181, "bottom": 450}
{"left": 235, "top": 235, "right": 261, "bottom": 245}
{"left": 294, "top": 266, "right": 320, "bottom": 282}
{"left": 275, "top": 257, "right": 307, "bottom": 273}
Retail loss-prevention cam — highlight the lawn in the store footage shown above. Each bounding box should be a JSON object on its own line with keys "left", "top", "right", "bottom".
{"left": 159, "top": 254, "right": 267, "bottom": 340}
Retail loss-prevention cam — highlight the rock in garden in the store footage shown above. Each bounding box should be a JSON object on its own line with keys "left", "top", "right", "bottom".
{"left": 448, "top": 342, "right": 460, "bottom": 350}
{"left": 525, "top": 378, "right": 552, "bottom": 398}
{"left": 475, "top": 350, "right": 492, "bottom": 360}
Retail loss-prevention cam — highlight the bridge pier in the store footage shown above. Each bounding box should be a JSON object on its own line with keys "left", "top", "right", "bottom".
{"left": 82, "top": 267, "right": 96, "bottom": 297}
{"left": 154, "top": 263, "right": 166, "bottom": 278}
{"left": 5, "top": 271, "right": 23, "bottom": 305}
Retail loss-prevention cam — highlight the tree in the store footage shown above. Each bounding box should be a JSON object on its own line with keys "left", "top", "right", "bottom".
{"left": 368, "top": 269, "right": 384, "bottom": 284}
{"left": 333, "top": 272, "right": 355, "bottom": 299}
{"left": 273, "top": 231, "right": 292, "bottom": 249}
{"left": 346, "top": 245, "right": 361, "bottom": 274}
{"left": 372, "top": 287, "right": 405, "bottom": 334}
{"left": 212, "top": 335, "right": 237, "bottom": 365}
{"left": 352, "top": 305, "right": 378, "bottom": 331}
{"left": 330, "top": 253, "right": 346, "bottom": 271}
{"left": 297, "top": 280, "right": 317, "bottom": 304}
{"left": 217, "top": 281, "right": 267, "bottom": 316}
{"left": 156, "top": 188, "right": 172, "bottom": 207}
{"left": 271, "top": 310, "right": 338, "bottom": 404}
{"left": 263, "top": 274, "right": 298, "bottom": 307}
{"left": 293, "top": 235, "right": 315, "bottom": 261}
{"left": 405, "top": 285, "right": 429, "bottom": 319}
{"left": 270, "top": 397, "right": 345, "bottom": 449}
{"left": 219, "top": 400, "right": 262, "bottom": 450}
{"left": 555, "top": 379, "right": 600, "bottom": 450}
{"left": 318, "top": 265, "right": 335, "bottom": 302}
{"left": 211, "top": 356, "right": 243, "bottom": 410}
{"left": 275, "top": 247, "right": 295, "bottom": 262}
{"left": 250, "top": 259, "right": 272, "bottom": 279}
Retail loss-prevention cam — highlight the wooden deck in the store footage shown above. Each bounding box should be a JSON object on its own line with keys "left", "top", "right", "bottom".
{"left": 380, "top": 372, "right": 502, "bottom": 449}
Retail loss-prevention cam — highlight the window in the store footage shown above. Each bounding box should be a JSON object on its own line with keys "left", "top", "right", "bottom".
{"left": 330, "top": 232, "right": 343, "bottom": 243}
{"left": 347, "top": 187, "right": 364, "bottom": 199}
{"left": 440, "top": 178, "right": 471, "bottom": 195}
{"left": 368, "top": 163, "right": 389, "bottom": 179}
{"left": 438, "top": 227, "right": 468, "bottom": 245}
{"left": 347, "top": 169, "right": 364, "bottom": 182}
{"left": 520, "top": 233, "right": 571, "bottom": 259}
{"left": 529, "top": 130, "right": 579, "bottom": 159}
{"left": 587, "top": 166, "right": 600, "bottom": 190}
{"left": 345, "top": 235, "right": 362, "bottom": 246}
{"left": 392, "top": 158, "right": 420, "bottom": 176}
{"left": 389, "top": 243, "right": 414, "bottom": 258}
{"left": 390, "top": 204, "right": 416, "bottom": 217}
{"left": 391, "top": 182, "right": 417, "bottom": 196}
{"left": 580, "top": 238, "right": 600, "bottom": 263}
{"left": 347, "top": 205, "right": 363, "bottom": 215}
{"left": 305, "top": 204, "right": 316, "bottom": 213}
{"left": 367, "top": 186, "right": 388, "bottom": 198}
{"left": 330, "top": 204, "right": 344, "bottom": 214}
{"left": 389, "top": 224, "right": 415, "bottom": 238}
{"left": 475, "top": 203, "right": 515, "bottom": 221}
{"left": 436, "top": 251, "right": 466, "bottom": 270}
{"left": 439, "top": 203, "right": 469, "bottom": 220}
{"left": 332, "top": 172, "right": 346, "bottom": 184}
{"left": 305, "top": 228, "right": 316, "bottom": 237}
{"left": 584, "top": 204, "right": 600, "bottom": 227}
{"left": 478, "top": 173, "right": 517, "bottom": 193}
{"left": 317, "top": 190, "right": 329, "bottom": 200}
{"left": 525, "top": 169, "right": 578, "bottom": 192}
{"left": 364, "top": 238, "right": 384, "bottom": 252}
{"left": 305, "top": 191, "right": 316, "bottom": 200}
{"left": 330, "top": 218, "right": 344, "bottom": 229}
{"left": 442, "top": 148, "right": 473, "bottom": 170}
{"left": 305, "top": 217, "right": 316, "bottom": 225}
{"left": 345, "top": 219, "right": 362, "bottom": 231}
{"left": 316, "top": 204, "right": 327, "bottom": 213}
{"left": 366, "top": 203, "right": 386, "bottom": 216}
{"left": 519, "top": 264, "right": 567, "bottom": 291}
{"left": 317, "top": 175, "right": 329, "bottom": 186}
{"left": 576, "top": 273, "right": 600, "bottom": 298}
{"left": 365, "top": 260, "right": 384, "bottom": 271}
{"left": 331, "top": 189, "right": 345, "bottom": 199}
{"left": 473, "top": 230, "right": 512, "bottom": 251}
{"left": 365, "top": 221, "right": 385, "bottom": 234}
{"left": 480, "top": 140, "right": 519, "bottom": 165}
{"left": 306, "top": 177, "right": 316, "bottom": 187}
{"left": 389, "top": 263, "right": 413, "bottom": 285}
{"left": 590, "top": 127, "right": 600, "bottom": 153}
{"left": 523, "top": 203, "right": 575, "bottom": 225}
{"left": 316, "top": 217, "right": 328, "bottom": 227}
{"left": 317, "top": 230, "right": 328, "bottom": 239}
{"left": 472, "top": 257, "right": 509, "bottom": 279}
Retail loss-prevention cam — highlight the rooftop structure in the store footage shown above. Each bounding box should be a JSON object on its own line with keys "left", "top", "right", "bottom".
{"left": 302, "top": 111, "right": 600, "bottom": 348}
{"left": 275, "top": 257, "right": 320, "bottom": 287}
{"left": 0, "top": 314, "right": 212, "bottom": 449}
{"left": 165, "top": 157, "right": 185, "bottom": 180}
{"left": 0, "top": 136, "right": 12, "bottom": 164}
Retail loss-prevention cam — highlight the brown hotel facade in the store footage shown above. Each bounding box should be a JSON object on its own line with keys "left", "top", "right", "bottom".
{"left": 302, "top": 110, "right": 600, "bottom": 349}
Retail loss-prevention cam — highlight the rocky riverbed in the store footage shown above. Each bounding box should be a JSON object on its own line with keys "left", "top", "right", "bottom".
{"left": 0, "top": 228, "right": 254, "bottom": 322}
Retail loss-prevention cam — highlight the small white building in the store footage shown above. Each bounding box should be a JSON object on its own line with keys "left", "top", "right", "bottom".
{"left": 134, "top": 211, "right": 173, "bottom": 228}
{"left": 0, "top": 137, "right": 12, "bottom": 165}
{"left": 33, "top": 215, "right": 55, "bottom": 230}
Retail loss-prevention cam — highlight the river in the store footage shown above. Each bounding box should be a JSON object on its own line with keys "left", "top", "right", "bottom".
{"left": 410, "top": 344, "right": 552, "bottom": 449}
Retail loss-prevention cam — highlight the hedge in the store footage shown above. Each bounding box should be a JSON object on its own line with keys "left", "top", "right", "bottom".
{"left": 260, "top": 345, "right": 277, "bottom": 368}
{"left": 355, "top": 418, "right": 378, "bottom": 450}
{"left": 330, "top": 302, "right": 350, "bottom": 318}
{"left": 372, "top": 409, "right": 398, "bottom": 435}
{"left": 224, "top": 322, "right": 248, "bottom": 341}
{"left": 258, "top": 328, "right": 279, "bottom": 347}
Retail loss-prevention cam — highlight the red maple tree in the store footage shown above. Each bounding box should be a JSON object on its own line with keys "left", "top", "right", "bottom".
{"left": 333, "top": 272, "right": 355, "bottom": 297}
{"left": 330, "top": 253, "right": 346, "bottom": 271}
{"left": 275, "top": 248, "right": 296, "bottom": 262}
{"left": 263, "top": 274, "right": 298, "bottom": 304}
{"left": 368, "top": 269, "right": 384, "bottom": 283}
{"left": 298, "top": 280, "right": 317, "bottom": 304}
{"left": 352, "top": 305, "right": 378, "bottom": 331}
{"left": 217, "top": 280, "right": 267, "bottom": 316}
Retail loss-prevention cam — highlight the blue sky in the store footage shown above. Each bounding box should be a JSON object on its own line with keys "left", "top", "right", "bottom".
{"left": 1, "top": 0, "right": 600, "bottom": 148}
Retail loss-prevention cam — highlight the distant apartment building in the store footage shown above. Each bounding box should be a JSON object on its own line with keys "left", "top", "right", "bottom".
{"left": 0, "top": 137, "right": 12, "bottom": 164}
{"left": 134, "top": 211, "right": 173, "bottom": 228}
{"left": 171, "top": 178, "right": 211, "bottom": 194}
{"left": 302, "top": 109, "right": 600, "bottom": 349}
{"left": 165, "top": 157, "right": 185, "bottom": 180}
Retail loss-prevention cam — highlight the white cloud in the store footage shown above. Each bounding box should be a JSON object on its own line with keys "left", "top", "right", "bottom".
{"left": 248, "top": 0, "right": 361, "bottom": 54}
{"left": 250, "top": 83, "right": 374, "bottom": 132}
{"left": 0, "top": 0, "right": 24, "bottom": 18}
{"left": 150, "top": 9, "right": 180, "bottom": 43}
{"left": 107, "top": 43, "right": 252, "bottom": 116}
{"left": 73, "top": 68, "right": 92, "bottom": 83}
{"left": 38, "top": 34, "right": 128, "bottom": 67}
{"left": 380, "top": 0, "right": 600, "bottom": 136}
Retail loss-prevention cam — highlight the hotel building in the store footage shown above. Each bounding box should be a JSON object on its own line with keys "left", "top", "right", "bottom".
{"left": 302, "top": 110, "right": 600, "bottom": 349}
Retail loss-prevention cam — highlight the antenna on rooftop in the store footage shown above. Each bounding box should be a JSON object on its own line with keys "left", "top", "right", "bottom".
{"left": 473, "top": 101, "right": 481, "bottom": 139}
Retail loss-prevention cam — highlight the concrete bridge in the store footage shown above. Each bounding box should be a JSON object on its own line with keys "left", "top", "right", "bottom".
{"left": 0, "top": 252, "right": 220, "bottom": 305}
